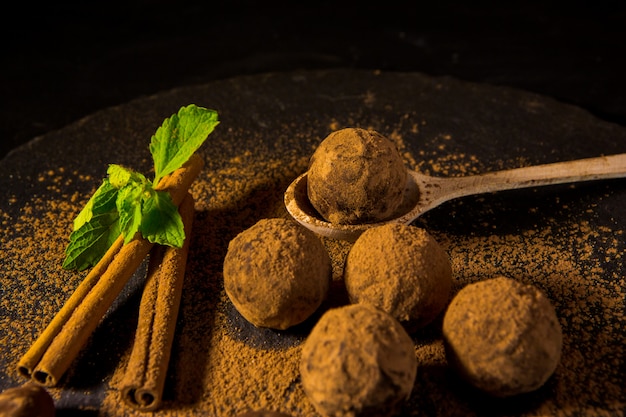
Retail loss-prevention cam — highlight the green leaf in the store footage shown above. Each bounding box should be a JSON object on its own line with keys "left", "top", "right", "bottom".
{"left": 73, "top": 179, "right": 118, "bottom": 231}
{"left": 140, "top": 190, "right": 185, "bottom": 247}
{"left": 108, "top": 164, "right": 149, "bottom": 189}
{"left": 108, "top": 164, "right": 133, "bottom": 188}
{"left": 63, "top": 105, "right": 217, "bottom": 270}
{"left": 150, "top": 104, "right": 219, "bottom": 185}
{"left": 63, "top": 211, "right": 121, "bottom": 271}
{"left": 116, "top": 183, "right": 146, "bottom": 244}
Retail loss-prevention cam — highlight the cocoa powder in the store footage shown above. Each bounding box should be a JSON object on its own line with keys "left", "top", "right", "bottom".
{"left": 1, "top": 122, "right": 623, "bottom": 416}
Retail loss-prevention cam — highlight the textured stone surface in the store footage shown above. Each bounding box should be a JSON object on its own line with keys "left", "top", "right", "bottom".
{"left": 1, "top": 69, "right": 625, "bottom": 414}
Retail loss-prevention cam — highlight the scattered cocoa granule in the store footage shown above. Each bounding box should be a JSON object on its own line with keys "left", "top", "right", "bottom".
{"left": 408, "top": 216, "right": 625, "bottom": 416}
{"left": 2, "top": 119, "right": 624, "bottom": 416}
{"left": 0, "top": 169, "right": 111, "bottom": 409}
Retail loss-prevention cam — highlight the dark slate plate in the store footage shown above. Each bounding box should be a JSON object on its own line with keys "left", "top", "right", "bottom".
{"left": 1, "top": 69, "right": 625, "bottom": 416}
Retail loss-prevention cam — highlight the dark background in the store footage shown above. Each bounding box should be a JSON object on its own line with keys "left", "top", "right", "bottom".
{"left": 2, "top": 0, "right": 625, "bottom": 160}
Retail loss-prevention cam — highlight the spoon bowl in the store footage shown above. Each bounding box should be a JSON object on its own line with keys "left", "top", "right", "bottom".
{"left": 285, "top": 153, "right": 626, "bottom": 241}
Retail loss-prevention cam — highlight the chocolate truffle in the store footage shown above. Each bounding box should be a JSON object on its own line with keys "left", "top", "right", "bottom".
{"left": 307, "top": 127, "right": 407, "bottom": 225}
{"left": 344, "top": 223, "right": 452, "bottom": 331}
{"left": 0, "top": 383, "right": 55, "bottom": 417}
{"left": 300, "top": 303, "right": 417, "bottom": 417}
{"left": 442, "top": 276, "right": 563, "bottom": 397}
{"left": 223, "top": 218, "right": 331, "bottom": 330}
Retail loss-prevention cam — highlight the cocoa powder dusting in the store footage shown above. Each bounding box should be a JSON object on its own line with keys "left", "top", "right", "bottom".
{"left": 1, "top": 120, "right": 624, "bottom": 416}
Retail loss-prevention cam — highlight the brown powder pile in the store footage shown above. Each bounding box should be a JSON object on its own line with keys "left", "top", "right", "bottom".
{"left": 1, "top": 119, "right": 624, "bottom": 417}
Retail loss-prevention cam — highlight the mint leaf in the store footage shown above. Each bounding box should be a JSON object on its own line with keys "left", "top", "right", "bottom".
{"left": 73, "top": 179, "right": 118, "bottom": 231}
{"left": 109, "top": 166, "right": 185, "bottom": 247}
{"left": 63, "top": 211, "right": 121, "bottom": 271}
{"left": 63, "top": 104, "right": 217, "bottom": 270}
{"left": 108, "top": 164, "right": 149, "bottom": 188}
{"left": 150, "top": 104, "right": 219, "bottom": 185}
{"left": 140, "top": 190, "right": 185, "bottom": 247}
{"left": 116, "top": 182, "right": 146, "bottom": 244}
{"left": 108, "top": 164, "right": 134, "bottom": 188}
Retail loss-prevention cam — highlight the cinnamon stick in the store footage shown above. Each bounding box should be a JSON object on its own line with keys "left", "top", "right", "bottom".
{"left": 17, "top": 154, "right": 203, "bottom": 387}
{"left": 120, "top": 192, "right": 194, "bottom": 411}
{"left": 16, "top": 234, "right": 124, "bottom": 379}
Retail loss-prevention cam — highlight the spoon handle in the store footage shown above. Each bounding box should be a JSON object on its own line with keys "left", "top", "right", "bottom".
{"left": 436, "top": 153, "right": 626, "bottom": 200}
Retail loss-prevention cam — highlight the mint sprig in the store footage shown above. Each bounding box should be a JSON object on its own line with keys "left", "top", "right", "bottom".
{"left": 150, "top": 104, "right": 219, "bottom": 186}
{"left": 62, "top": 104, "right": 219, "bottom": 271}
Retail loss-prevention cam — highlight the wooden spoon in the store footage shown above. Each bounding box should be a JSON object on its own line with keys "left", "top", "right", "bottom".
{"left": 284, "top": 153, "right": 626, "bottom": 241}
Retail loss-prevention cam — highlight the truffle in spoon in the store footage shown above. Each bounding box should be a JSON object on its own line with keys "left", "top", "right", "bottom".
{"left": 285, "top": 151, "right": 626, "bottom": 242}
{"left": 306, "top": 127, "right": 407, "bottom": 225}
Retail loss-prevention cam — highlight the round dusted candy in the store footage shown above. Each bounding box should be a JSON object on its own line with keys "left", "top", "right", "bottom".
{"left": 223, "top": 218, "right": 332, "bottom": 330}
{"left": 300, "top": 303, "right": 417, "bottom": 417}
{"left": 344, "top": 223, "right": 452, "bottom": 331}
{"left": 307, "top": 127, "right": 407, "bottom": 225}
{"left": 442, "top": 276, "right": 563, "bottom": 397}
{"left": 0, "top": 383, "right": 55, "bottom": 417}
